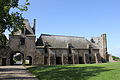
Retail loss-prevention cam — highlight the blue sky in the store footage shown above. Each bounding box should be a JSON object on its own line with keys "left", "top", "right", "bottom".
{"left": 19, "top": 0, "right": 120, "bottom": 57}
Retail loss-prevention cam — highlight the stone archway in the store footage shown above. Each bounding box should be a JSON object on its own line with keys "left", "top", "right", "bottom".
{"left": 25, "top": 56, "right": 32, "bottom": 65}
{"left": 10, "top": 51, "right": 24, "bottom": 65}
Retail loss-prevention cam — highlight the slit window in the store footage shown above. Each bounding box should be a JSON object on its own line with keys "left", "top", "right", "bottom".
{"left": 45, "top": 47, "right": 48, "bottom": 53}
{"left": 20, "top": 38, "right": 25, "bottom": 45}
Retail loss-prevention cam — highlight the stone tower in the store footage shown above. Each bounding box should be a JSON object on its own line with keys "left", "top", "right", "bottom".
{"left": 91, "top": 34, "right": 108, "bottom": 62}
{"left": 8, "top": 19, "right": 36, "bottom": 65}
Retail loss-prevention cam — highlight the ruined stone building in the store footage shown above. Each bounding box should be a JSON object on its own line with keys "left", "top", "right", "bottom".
{"left": 0, "top": 19, "right": 108, "bottom": 66}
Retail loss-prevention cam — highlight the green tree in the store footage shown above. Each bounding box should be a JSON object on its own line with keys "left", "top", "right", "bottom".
{"left": 112, "top": 56, "right": 120, "bottom": 61}
{"left": 0, "top": 0, "right": 30, "bottom": 48}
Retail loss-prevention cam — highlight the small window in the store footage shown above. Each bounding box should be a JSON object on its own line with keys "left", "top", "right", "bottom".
{"left": 45, "top": 47, "right": 48, "bottom": 53}
{"left": 89, "top": 48, "right": 91, "bottom": 54}
{"left": 89, "top": 45, "right": 92, "bottom": 54}
{"left": 68, "top": 47, "right": 72, "bottom": 54}
{"left": 20, "top": 38, "right": 25, "bottom": 45}
{"left": 91, "top": 38, "right": 95, "bottom": 43}
{"left": 44, "top": 42, "right": 50, "bottom": 53}
{"left": 68, "top": 43, "right": 72, "bottom": 54}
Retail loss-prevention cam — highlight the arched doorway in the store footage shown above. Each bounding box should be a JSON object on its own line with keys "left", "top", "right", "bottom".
{"left": 10, "top": 52, "right": 24, "bottom": 65}
{"left": 25, "top": 56, "right": 32, "bottom": 65}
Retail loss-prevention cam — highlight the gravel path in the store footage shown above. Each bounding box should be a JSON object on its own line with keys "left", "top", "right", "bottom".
{"left": 0, "top": 66, "right": 39, "bottom": 80}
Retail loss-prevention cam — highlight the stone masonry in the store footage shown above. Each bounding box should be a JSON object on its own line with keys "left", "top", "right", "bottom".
{"left": 0, "top": 19, "right": 109, "bottom": 66}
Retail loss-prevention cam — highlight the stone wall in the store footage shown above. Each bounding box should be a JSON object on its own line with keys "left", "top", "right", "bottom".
{"left": 0, "top": 47, "right": 12, "bottom": 66}
{"left": 91, "top": 34, "right": 108, "bottom": 62}
{"left": 35, "top": 48, "right": 100, "bottom": 65}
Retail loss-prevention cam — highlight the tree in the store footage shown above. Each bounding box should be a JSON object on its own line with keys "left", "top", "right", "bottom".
{"left": 112, "top": 56, "right": 120, "bottom": 61}
{"left": 0, "top": 0, "right": 30, "bottom": 48}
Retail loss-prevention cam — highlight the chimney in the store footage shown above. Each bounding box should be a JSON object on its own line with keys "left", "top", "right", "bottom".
{"left": 32, "top": 19, "right": 36, "bottom": 34}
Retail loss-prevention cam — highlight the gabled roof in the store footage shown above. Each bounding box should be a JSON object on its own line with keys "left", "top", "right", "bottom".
{"left": 36, "top": 34, "right": 95, "bottom": 49}
{"left": 13, "top": 19, "right": 35, "bottom": 35}
{"left": 23, "top": 19, "right": 34, "bottom": 35}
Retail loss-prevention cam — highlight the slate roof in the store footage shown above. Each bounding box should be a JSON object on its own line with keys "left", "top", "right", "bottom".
{"left": 14, "top": 19, "right": 34, "bottom": 35}
{"left": 23, "top": 19, "right": 34, "bottom": 35}
{"left": 36, "top": 34, "right": 99, "bottom": 49}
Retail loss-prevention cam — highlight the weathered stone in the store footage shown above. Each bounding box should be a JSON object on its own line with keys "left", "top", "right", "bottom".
{"left": 0, "top": 19, "right": 109, "bottom": 66}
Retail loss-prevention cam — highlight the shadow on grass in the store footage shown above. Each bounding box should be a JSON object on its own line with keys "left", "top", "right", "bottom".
{"left": 28, "top": 65, "right": 112, "bottom": 80}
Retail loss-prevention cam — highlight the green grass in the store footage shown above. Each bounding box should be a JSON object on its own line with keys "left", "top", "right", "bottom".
{"left": 27, "top": 62, "right": 120, "bottom": 80}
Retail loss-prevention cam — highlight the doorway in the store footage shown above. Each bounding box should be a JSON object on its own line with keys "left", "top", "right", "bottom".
{"left": 79, "top": 57, "right": 83, "bottom": 64}
{"left": 44, "top": 56, "right": 48, "bottom": 65}
{"left": 56, "top": 57, "right": 62, "bottom": 64}
{"left": 68, "top": 57, "right": 73, "bottom": 64}
{"left": 2, "top": 58, "right": 6, "bottom": 66}
{"left": 11, "top": 52, "right": 24, "bottom": 65}
{"left": 25, "top": 56, "right": 32, "bottom": 65}
{"left": 89, "top": 56, "right": 92, "bottom": 63}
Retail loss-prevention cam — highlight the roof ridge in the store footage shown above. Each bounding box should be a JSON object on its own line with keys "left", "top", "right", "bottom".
{"left": 41, "top": 34, "right": 85, "bottom": 38}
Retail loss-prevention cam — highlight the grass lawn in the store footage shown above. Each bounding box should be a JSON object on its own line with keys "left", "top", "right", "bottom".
{"left": 27, "top": 62, "right": 120, "bottom": 80}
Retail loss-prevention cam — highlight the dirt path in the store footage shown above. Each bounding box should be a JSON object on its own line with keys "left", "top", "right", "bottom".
{"left": 0, "top": 66, "right": 39, "bottom": 80}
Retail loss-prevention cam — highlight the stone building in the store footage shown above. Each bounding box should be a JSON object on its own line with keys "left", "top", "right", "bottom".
{"left": 0, "top": 19, "right": 108, "bottom": 66}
